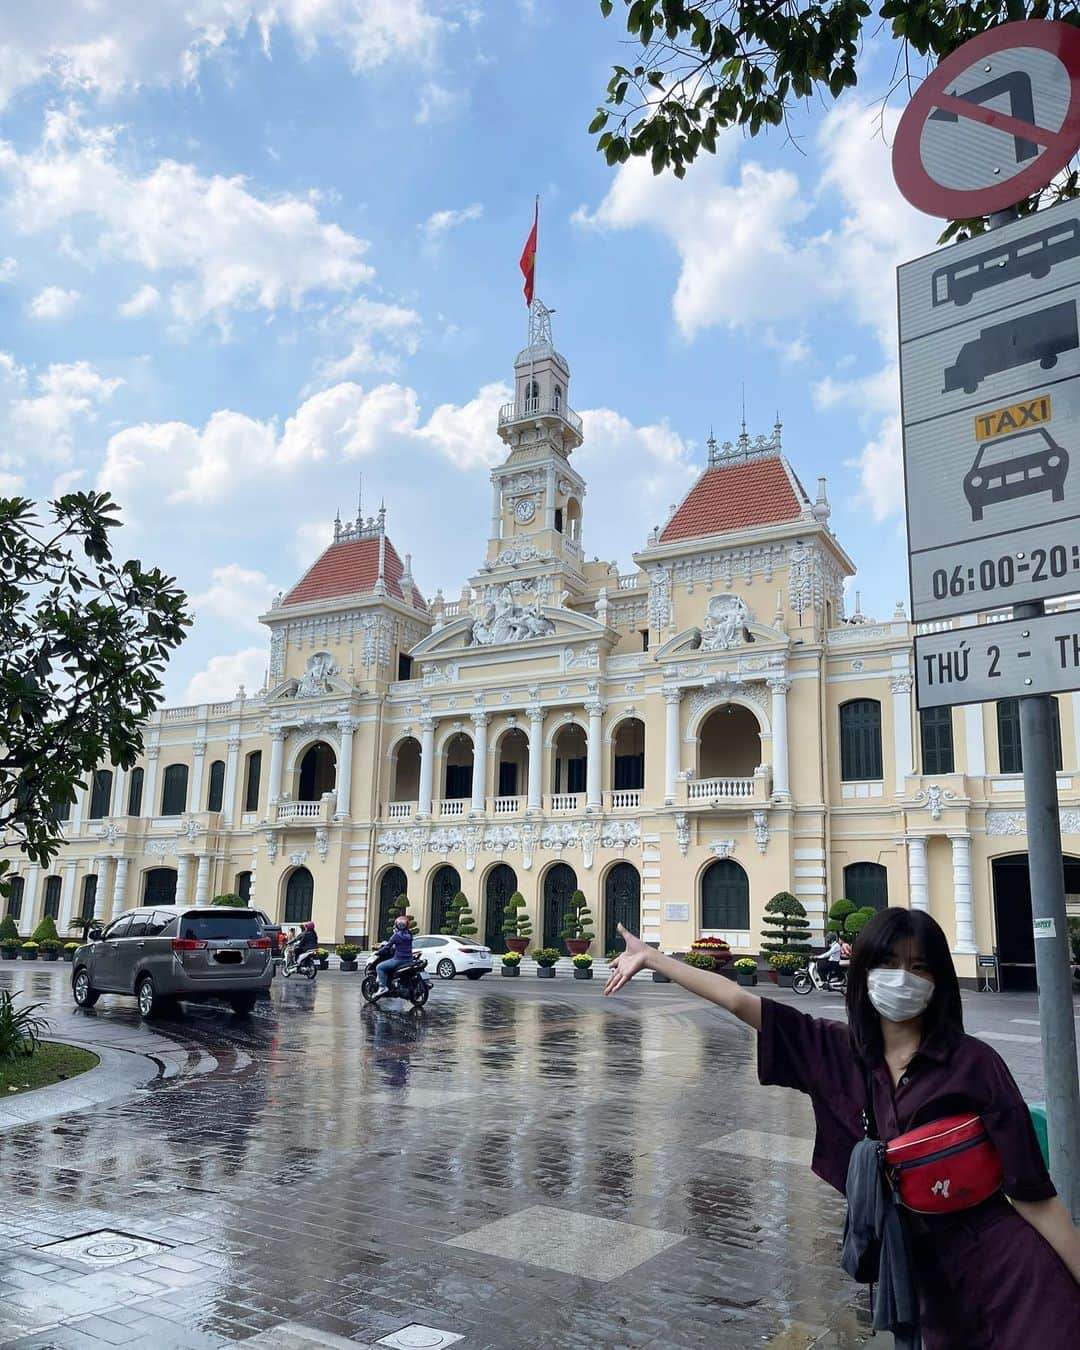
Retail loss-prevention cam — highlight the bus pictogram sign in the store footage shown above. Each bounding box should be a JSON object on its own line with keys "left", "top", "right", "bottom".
{"left": 893, "top": 20, "right": 1080, "bottom": 219}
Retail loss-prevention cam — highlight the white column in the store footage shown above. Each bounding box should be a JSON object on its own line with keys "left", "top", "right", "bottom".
{"left": 963, "top": 704, "right": 986, "bottom": 777}
{"left": 176, "top": 854, "right": 191, "bottom": 907}
{"left": 768, "top": 677, "right": 791, "bottom": 800}
{"left": 112, "top": 856, "right": 130, "bottom": 913}
{"left": 267, "top": 728, "right": 285, "bottom": 809}
{"left": 94, "top": 857, "right": 111, "bottom": 920}
{"left": 527, "top": 702, "right": 544, "bottom": 812}
{"left": 544, "top": 462, "right": 557, "bottom": 530}
{"left": 490, "top": 473, "right": 502, "bottom": 539}
{"left": 194, "top": 853, "right": 211, "bottom": 906}
{"left": 23, "top": 865, "right": 40, "bottom": 930}
{"left": 110, "top": 766, "right": 127, "bottom": 819}
{"left": 586, "top": 699, "right": 604, "bottom": 811}
{"left": 891, "top": 673, "right": 914, "bottom": 789}
{"left": 335, "top": 719, "right": 355, "bottom": 819}
{"left": 59, "top": 860, "right": 78, "bottom": 932}
{"left": 190, "top": 741, "right": 207, "bottom": 813}
{"left": 907, "top": 835, "right": 929, "bottom": 913}
{"left": 949, "top": 832, "right": 976, "bottom": 953}
{"left": 470, "top": 711, "right": 489, "bottom": 814}
{"left": 223, "top": 735, "right": 241, "bottom": 824}
{"left": 417, "top": 714, "right": 435, "bottom": 819}
{"left": 663, "top": 685, "right": 682, "bottom": 805}
{"left": 70, "top": 785, "right": 84, "bottom": 834}
{"left": 143, "top": 746, "right": 160, "bottom": 818}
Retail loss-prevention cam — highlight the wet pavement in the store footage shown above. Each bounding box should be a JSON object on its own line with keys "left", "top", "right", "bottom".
{"left": 0, "top": 964, "right": 1068, "bottom": 1349}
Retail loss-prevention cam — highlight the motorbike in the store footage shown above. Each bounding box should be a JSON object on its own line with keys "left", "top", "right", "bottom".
{"left": 792, "top": 960, "right": 848, "bottom": 996}
{"left": 280, "top": 945, "right": 318, "bottom": 980}
{"left": 361, "top": 947, "right": 432, "bottom": 1008}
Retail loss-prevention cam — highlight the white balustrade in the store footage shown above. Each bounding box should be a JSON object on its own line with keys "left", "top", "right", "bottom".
{"left": 438, "top": 799, "right": 466, "bottom": 818}
{"left": 687, "top": 777, "right": 755, "bottom": 801}
{"left": 492, "top": 796, "right": 522, "bottom": 815}
{"left": 387, "top": 801, "right": 414, "bottom": 820}
{"left": 609, "top": 790, "right": 641, "bottom": 809}
{"left": 276, "top": 801, "right": 323, "bottom": 822}
{"left": 549, "top": 793, "right": 582, "bottom": 812}
{"left": 163, "top": 706, "right": 199, "bottom": 721}
{"left": 617, "top": 573, "right": 642, "bottom": 590}
{"left": 209, "top": 701, "right": 233, "bottom": 715}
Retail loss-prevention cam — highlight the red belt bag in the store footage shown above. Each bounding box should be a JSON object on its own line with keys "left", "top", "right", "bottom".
{"left": 885, "top": 1114, "right": 1003, "bottom": 1214}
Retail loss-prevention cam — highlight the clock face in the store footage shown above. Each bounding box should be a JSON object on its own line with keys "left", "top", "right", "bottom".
{"left": 514, "top": 498, "right": 536, "bottom": 524}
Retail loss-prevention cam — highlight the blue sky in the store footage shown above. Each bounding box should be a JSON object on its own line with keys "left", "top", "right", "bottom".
{"left": 0, "top": 2, "right": 944, "bottom": 702}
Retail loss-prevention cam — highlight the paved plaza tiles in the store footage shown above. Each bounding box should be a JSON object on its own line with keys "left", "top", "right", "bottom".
{"left": 0, "top": 964, "right": 1069, "bottom": 1349}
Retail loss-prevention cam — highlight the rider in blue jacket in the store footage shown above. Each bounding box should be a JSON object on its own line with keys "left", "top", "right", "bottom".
{"left": 375, "top": 916, "right": 413, "bottom": 997}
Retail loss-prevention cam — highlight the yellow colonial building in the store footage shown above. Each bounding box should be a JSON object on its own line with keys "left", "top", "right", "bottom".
{"left": 7, "top": 302, "right": 1080, "bottom": 985}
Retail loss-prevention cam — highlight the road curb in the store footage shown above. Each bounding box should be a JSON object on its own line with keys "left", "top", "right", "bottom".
{"left": 0, "top": 1037, "right": 162, "bottom": 1132}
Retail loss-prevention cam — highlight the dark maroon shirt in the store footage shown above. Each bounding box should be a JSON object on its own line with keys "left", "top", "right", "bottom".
{"left": 757, "top": 998, "right": 1054, "bottom": 1202}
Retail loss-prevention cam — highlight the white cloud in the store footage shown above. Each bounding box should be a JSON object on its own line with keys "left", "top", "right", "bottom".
{"left": 0, "top": 2, "right": 449, "bottom": 108}
{"left": 28, "top": 285, "right": 81, "bottom": 320}
{"left": 118, "top": 284, "right": 160, "bottom": 318}
{"left": 182, "top": 647, "right": 267, "bottom": 703}
{"left": 0, "top": 257, "right": 17, "bottom": 283}
{"left": 415, "top": 80, "right": 467, "bottom": 125}
{"left": 320, "top": 297, "right": 422, "bottom": 379}
{"left": 420, "top": 202, "right": 483, "bottom": 243}
{"left": 578, "top": 407, "right": 698, "bottom": 535}
{"left": 2, "top": 357, "right": 122, "bottom": 464}
{"left": 191, "top": 564, "right": 279, "bottom": 629}
{"left": 0, "top": 110, "right": 374, "bottom": 326}
{"left": 416, "top": 381, "right": 511, "bottom": 469}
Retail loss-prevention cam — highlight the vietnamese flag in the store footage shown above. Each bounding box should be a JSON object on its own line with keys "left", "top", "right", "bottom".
{"left": 519, "top": 198, "right": 538, "bottom": 306}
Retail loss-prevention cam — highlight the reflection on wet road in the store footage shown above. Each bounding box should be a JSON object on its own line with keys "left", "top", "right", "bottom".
{"left": 0, "top": 967, "right": 873, "bottom": 1348}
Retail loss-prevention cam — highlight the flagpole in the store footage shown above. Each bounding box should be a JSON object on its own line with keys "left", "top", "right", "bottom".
{"left": 528, "top": 195, "right": 538, "bottom": 414}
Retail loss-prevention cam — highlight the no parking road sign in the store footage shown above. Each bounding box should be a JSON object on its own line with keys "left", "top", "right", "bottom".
{"left": 893, "top": 20, "right": 1080, "bottom": 219}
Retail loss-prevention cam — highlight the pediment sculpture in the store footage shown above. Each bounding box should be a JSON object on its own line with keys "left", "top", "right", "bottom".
{"left": 296, "top": 650, "right": 338, "bottom": 697}
{"left": 700, "top": 594, "right": 752, "bottom": 651}
{"left": 469, "top": 585, "right": 555, "bottom": 646}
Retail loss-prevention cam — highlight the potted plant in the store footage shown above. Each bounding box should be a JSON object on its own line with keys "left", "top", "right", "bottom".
{"left": 845, "top": 908, "right": 877, "bottom": 943}
{"left": 534, "top": 948, "right": 560, "bottom": 978}
{"left": 336, "top": 943, "right": 360, "bottom": 971}
{"left": 39, "top": 939, "right": 62, "bottom": 963}
{"left": 502, "top": 891, "right": 532, "bottom": 954}
{"left": 682, "top": 951, "right": 718, "bottom": 972}
{"left": 0, "top": 913, "right": 20, "bottom": 960}
{"left": 32, "top": 915, "right": 61, "bottom": 946}
{"left": 211, "top": 892, "right": 247, "bottom": 907}
{"left": 689, "top": 935, "right": 732, "bottom": 968}
{"left": 766, "top": 952, "right": 803, "bottom": 987}
{"left": 20, "top": 940, "right": 39, "bottom": 961}
{"left": 571, "top": 953, "right": 593, "bottom": 980}
{"left": 733, "top": 957, "right": 758, "bottom": 987}
{"left": 62, "top": 942, "right": 80, "bottom": 962}
{"left": 828, "top": 898, "right": 857, "bottom": 940}
{"left": 441, "top": 891, "right": 478, "bottom": 939}
{"left": 315, "top": 947, "right": 330, "bottom": 970}
{"left": 560, "top": 890, "right": 594, "bottom": 957}
{"left": 501, "top": 951, "right": 523, "bottom": 977}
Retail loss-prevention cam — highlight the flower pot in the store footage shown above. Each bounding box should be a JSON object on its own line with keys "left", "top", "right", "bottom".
{"left": 564, "top": 939, "right": 590, "bottom": 957}
{"left": 735, "top": 971, "right": 757, "bottom": 987}
{"left": 767, "top": 970, "right": 778, "bottom": 984}
{"left": 572, "top": 967, "right": 593, "bottom": 980}
{"left": 317, "top": 958, "right": 329, "bottom": 971}
{"left": 1, "top": 949, "right": 19, "bottom": 961}
{"left": 339, "top": 959, "right": 358, "bottom": 972}
{"left": 20, "top": 950, "right": 38, "bottom": 961}
{"left": 62, "top": 949, "right": 76, "bottom": 962}
{"left": 505, "top": 937, "right": 529, "bottom": 955}
{"left": 536, "top": 966, "right": 556, "bottom": 978}
{"left": 501, "top": 965, "right": 520, "bottom": 977}
{"left": 777, "top": 972, "right": 794, "bottom": 988}
{"left": 40, "top": 950, "right": 59, "bottom": 962}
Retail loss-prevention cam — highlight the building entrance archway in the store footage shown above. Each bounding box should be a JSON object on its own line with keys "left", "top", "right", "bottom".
{"left": 543, "top": 863, "right": 577, "bottom": 950}
{"left": 992, "top": 853, "right": 1080, "bottom": 991}
{"left": 297, "top": 741, "right": 336, "bottom": 801}
{"left": 430, "top": 865, "right": 461, "bottom": 934}
{"left": 484, "top": 864, "right": 517, "bottom": 953}
{"left": 376, "top": 866, "right": 408, "bottom": 942}
{"left": 701, "top": 859, "right": 750, "bottom": 930}
{"left": 143, "top": 868, "right": 177, "bottom": 906}
{"left": 699, "top": 705, "right": 761, "bottom": 778}
{"left": 604, "top": 862, "right": 640, "bottom": 954}
{"left": 284, "top": 867, "right": 314, "bottom": 924}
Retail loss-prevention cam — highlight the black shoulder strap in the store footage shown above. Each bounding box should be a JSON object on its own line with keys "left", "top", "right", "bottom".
{"left": 861, "top": 1063, "right": 879, "bottom": 1140}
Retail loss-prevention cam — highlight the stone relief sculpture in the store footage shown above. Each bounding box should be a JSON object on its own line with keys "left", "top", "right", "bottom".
{"left": 469, "top": 586, "right": 555, "bottom": 646}
{"left": 296, "top": 651, "right": 338, "bottom": 697}
{"left": 700, "top": 594, "right": 752, "bottom": 651}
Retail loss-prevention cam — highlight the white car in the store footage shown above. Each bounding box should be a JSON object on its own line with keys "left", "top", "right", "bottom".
{"left": 411, "top": 934, "right": 493, "bottom": 980}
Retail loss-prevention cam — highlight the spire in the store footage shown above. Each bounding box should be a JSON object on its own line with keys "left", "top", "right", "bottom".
{"left": 355, "top": 476, "right": 363, "bottom": 534}
{"left": 773, "top": 412, "right": 782, "bottom": 454}
{"left": 333, "top": 508, "right": 342, "bottom": 543}
{"left": 375, "top": 502, "right": 387, "bottom": 596}
{"left": 707, "top": 427, "right": 719, "bottom": 468}
{"left": 812, "top": 475, "right": 831, "bottom": 525}
{"left": 739, "top": 383, "right": 749, "bottom": 453}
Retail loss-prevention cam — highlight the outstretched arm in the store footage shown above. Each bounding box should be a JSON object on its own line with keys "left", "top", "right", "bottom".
{"left": 604, "top": 924, "right": 762, "bottom": 1032}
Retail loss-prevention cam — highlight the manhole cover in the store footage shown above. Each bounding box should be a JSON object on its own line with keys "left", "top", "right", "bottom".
{"left": 39, "top": 1229, "right": 170, "bottom": 1267}
{"left": 377, "top": 1327, "right": 464, "bottom": 1350}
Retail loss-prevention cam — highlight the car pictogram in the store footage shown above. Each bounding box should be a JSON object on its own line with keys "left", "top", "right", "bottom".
{"left": 963, "top": 426, "right": 1070, "bottom": 522}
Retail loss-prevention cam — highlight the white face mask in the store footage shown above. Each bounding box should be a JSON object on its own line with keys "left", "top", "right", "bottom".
{"left": 867, "top": 967, "right": 934, "bottom": 1023}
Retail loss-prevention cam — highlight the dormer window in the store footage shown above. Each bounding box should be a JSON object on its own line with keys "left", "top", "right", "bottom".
{"left": 553, "top": 384, "right": 562, "bottom": 412}
{"left": 525, "top": 379, "right": 540, "bottom": 413}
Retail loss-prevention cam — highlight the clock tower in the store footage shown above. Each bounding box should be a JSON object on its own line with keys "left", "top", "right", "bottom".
{"left": 473, "top": 299, "right": 588, "bottom": 607}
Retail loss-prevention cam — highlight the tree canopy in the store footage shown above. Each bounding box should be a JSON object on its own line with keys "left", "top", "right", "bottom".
{"left": 592, "top": 2, "right": 1079, "bottom": 237}
{"left": 0, "top": 492, "right": 190, "bottom": 875}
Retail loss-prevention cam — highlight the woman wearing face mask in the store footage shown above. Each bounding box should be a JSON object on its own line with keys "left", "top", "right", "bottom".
{"left": 605, "top": 907, "right": 1080, "bottom": 1347}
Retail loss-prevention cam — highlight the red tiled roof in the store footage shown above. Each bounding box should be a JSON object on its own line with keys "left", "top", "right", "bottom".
{"left": 282, "top": 536, "right": 427, "bottom": 611}
{"left": 659, "top": 456, "right": 806, "bottom": 543}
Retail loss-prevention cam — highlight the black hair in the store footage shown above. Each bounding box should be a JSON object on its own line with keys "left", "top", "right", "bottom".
{"left": 845, "top": 907, "right": 964, "bottom": 1066}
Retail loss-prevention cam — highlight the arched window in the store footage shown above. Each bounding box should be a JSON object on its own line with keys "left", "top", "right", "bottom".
{"left": 542, "top": 862, "right": 577, "bottom": 950}
{"left": 605, "top": 862, "right": 640, "bottom": 953}
{"left": 551, "top": 723, "right": 587, "bottom": 795}
{"left": 496, "top": 728, "right": 529, "bottom": 800}
{"left": 43, "top": 876, "right": 61, "bottom": 919}
{"left": 524, "top": 379, "right": 540, "bottom": 412}
{"left": 997, "top": 697, "right": 1062, "bottom": 774}
{"left": 612, "top": 718, "right": 645, "bottom": 792}
{"left": 430, "top": 865, "right": 461, "bottom": 935}
{"left": 553, "top": 384, "right": 563, "bottom": 411}
{"left": 701, "top": 859, "right": 750, "bottom": 930}
{"left": 565, "top": 497, "right": 582, "bottom": 542}
{"left": 143, "top": 868, "right": 177, "bottom": 906}
{"left": 244, "top": 750, "right": 262, "bottom": 813}
{"left": 89, "top": 769, "right": 113, "bottom": 819}
{"left": 284, "top": 867, "right": 314, "bottom": 924}
{"left": 840, "top": 699, "right": 883, "bottom": 781}
{"left": 207, "top": 759, "right": 226, "bottom": 812}
{"left": 160, "top": 763, "right": 189, "bottom": 816}
{"left": 80, "top": 874, "right": 98, "bottom": 920}
{"left": 443, "top": 733, "right": 474, "bottom": 801}
{"left": 377, "top": 866, "right": 408, "bottom": 941}
{"left": 235, "top": 870, "right": 252, "bottom": 905}
{"left": 298, "top": 741, "right": 336, "bottom": 801}
{"left": 55, "top": 796, "right": 73, "bottom": 823}
{"left": 392, "top": 737, "right": 421, "bottom": 802}
{"left": 843, "top": 862, "right": 889, "bottom": 912}
{"left": 127, "top": 766, "right": 144, "bottom": 816}
{"left": 5, "top": 875, "right": 24, "bottom": 921}
{"left": 699, "top": 704, "right": 761, "bottom": 778}
{"left": 484, "top": 863, "right": 517, "bottom": 953}
{"left": 920, "top": 706, "right": 954, "bottom": 775}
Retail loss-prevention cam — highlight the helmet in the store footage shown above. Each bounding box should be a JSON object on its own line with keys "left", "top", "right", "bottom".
{"left": 304, "top": 921, "right": 316, "bottom": 931}
{"left": 394, "top": 915, "right": 409, "bottom": 928}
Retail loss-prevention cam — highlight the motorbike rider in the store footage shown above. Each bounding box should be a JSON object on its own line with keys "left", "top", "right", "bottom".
{"left": 286, "top": 920, "right": 318, "bottom": 973}
{"left": 817, "top": 931, "right": 843, "bottom": 987}
{"left": 374, "top": 914, "right": 414, "bottom": 998}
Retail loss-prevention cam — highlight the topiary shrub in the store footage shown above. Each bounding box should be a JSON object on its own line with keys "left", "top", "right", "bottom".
{"left": 0, "top": 914, "right": 20, "bottom": 946}
{"left": 211, "top": 893, "right": 246, "bottom": 907}
{"left": 846, "top": 909, "right": 877, "bottom": 940}
{"left": 828, "top": 899, "right": 856, "bottom": 934}
{"left": 441, "top": 891, "right": 478, "bottom": 938}
{"left": 31, "top": 916, "right": 60, "bottom": 945}
{"left": 502, "top": 891, "right": 532, "bottom": 939}
{"left": 560, "top": 890, "right": 595, "bottom": 943}
{"left": 387, "top": 893, "right": 418, "bottom": 937}
{"left": 760, "top": 891, "right": 813, "bottom": 956}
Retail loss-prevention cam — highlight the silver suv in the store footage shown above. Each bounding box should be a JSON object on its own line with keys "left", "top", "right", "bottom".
{"left": 71, "top": 906, "right": 275, "bottom": 1019}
